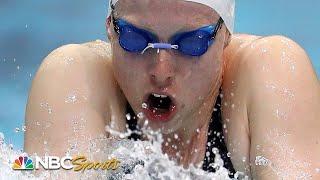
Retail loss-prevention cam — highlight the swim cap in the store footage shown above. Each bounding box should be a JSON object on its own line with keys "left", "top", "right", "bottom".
{"left": 107, "top": 0, "right": 235, "bottom": 33}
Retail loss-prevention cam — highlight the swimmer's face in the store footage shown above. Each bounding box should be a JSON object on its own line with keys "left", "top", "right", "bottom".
{"left": 107, "top": 0, "right": 229, "bottom": 134}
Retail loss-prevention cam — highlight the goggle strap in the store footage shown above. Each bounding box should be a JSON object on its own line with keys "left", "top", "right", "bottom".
{"left": 141, "top": 43, "right": 179, "bottom": 54}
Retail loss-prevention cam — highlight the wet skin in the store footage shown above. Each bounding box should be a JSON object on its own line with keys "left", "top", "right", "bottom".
{"left": 25, "top": 1, "right": 320, "bottom": 179}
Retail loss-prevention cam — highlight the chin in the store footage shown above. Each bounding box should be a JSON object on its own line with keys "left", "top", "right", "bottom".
{"left": 139, "top": 115, "right": 184, "bottom": 135}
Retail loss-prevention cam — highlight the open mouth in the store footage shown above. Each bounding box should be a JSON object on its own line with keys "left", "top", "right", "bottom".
{"left": 143, "top": 93, "right": 177, "bottom": 122}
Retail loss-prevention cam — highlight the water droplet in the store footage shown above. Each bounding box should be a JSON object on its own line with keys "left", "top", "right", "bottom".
{"left": 16, "top": 65, "right": 20, "bottom": 70}
{"left": 141, "top": 103, "right": 148, "bottom": 109}
{"left": 223, "top": 124, "right": 227, "bottom": 129}
{"left": 65, "top": 94, "right": 77, "bottom": 103}
{"left": 212, "top": 148, "right": 219, "bottom": 154}
{"left": 256, "top": 145, "right": 260, "bottom": 150}
{"left": 231, "top": 104, "right": 235, "bottom": 109}
{"left": 227, "top": 152, "right": 231, "bottom": 157}
{"left": 137, "top": 112, "right": 144, "bottom": 119}
{"left": 126, "top": 113, "right": 131, "bottom": 120}
{"left": 174, "top": 134, "right": 178, "bottom": 139}
{"left": 9, "top": 144, "right": 13, "bottom": 150}
{"left": 14, "top": 128, "right": 20, "bottom": 133}
{"left": 242, "top": 157, "right": 246, "bottom": 162}
{"left": 44, "top": 141, "right": 47, "bottom": 145}
{"left": 255, "top": 156, "right": 269, "bottom": 166}
{"left": 261, "top": 48, "right": 268, "bottom": 53}
{"left": 206, "top": 152, "right": 210, "bottom": 157}
{"left": 22, "top": 126, "right": 26, "bottom": 132}
{"left": 144, "top": 120, "right": 149, "bottom": 126}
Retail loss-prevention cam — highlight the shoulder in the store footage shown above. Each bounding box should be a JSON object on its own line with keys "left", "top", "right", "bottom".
{"left": 25, "top": 41, "right": 127, "bottom": 154}
{"left": 27, "top": 40, "right": 124, "bottom": 123}
{"left": 223, "top": 34, "right": 319, "bottom": 100}
{"left": 221, "top": 34, "right": 320, "bottom": 177}
{"left": 39, "top": 40, "right": 112, "bottom": 71}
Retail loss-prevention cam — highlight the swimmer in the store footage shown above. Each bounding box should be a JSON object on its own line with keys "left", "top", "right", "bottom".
{"left": 25, "top": 0, "right": 320, "bottom": 179}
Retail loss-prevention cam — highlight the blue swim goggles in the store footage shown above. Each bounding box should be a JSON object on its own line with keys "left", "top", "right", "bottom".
{"left": 111, "top": 15, "right": 223, "bottom": 57}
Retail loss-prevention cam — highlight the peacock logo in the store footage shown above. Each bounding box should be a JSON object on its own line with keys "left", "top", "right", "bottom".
{"left": 12, "top": 156, "right": 34, "bottom": 170}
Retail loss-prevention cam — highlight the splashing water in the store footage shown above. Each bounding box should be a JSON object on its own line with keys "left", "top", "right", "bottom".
{"left": 0, "top": 124, "right": 237, "bottom": 180}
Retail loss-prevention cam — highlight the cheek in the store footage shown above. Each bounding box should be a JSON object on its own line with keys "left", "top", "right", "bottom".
{"left": 112, "top": 47, "right": 147, "bottom": 103}
{"left": 181, "top": 52, "right": 223, "bottom": 106}
{"left": 113, "top": 48, "right": 143, "bottom": 82}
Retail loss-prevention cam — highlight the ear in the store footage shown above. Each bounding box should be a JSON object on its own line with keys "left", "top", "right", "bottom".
{"left": 106, "top": 16, "right": 112, "bottom": 40}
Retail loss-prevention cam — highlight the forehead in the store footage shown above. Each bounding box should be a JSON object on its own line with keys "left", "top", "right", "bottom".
{"left": 114, "top": 0, "right": 220, "bottom": 33}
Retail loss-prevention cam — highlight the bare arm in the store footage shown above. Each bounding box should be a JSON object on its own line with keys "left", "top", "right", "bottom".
{"left": 223, "top": 35, "right": 320, "bottom": 179}
{"left": 24, "top": 42, "right": 126, "bottom": 157}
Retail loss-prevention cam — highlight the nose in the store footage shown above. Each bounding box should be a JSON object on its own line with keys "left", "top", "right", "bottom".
{"left": 149, "top": 50, "right": 176, "bottom": 89}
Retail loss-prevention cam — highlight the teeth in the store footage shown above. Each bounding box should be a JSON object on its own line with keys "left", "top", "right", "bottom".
{"left": 153, "top": 93, "right": 161, "bottom": 98}
{"left": 152, "top": 93, "right": 168, "bottom": 98}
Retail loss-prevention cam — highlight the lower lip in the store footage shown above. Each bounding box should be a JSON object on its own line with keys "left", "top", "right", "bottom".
{"left": 143, "top": 104, "right": 177, "bottom": 122}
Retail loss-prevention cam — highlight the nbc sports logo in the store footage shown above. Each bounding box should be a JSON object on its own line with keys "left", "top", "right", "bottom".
{"left": 12, "top": 156, "right": 34, "bottom": 170}
{"left": 12, "top": 155, "right": 120, "bottom": 171}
